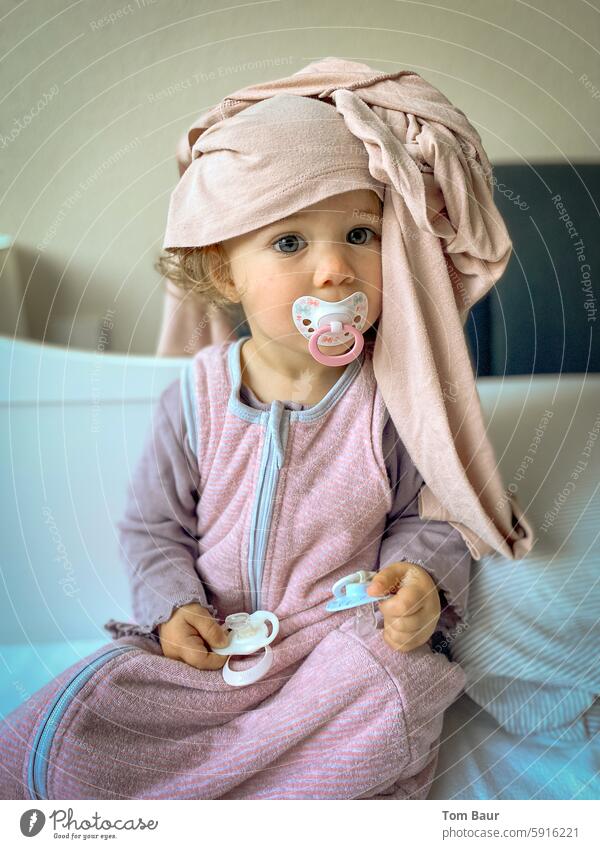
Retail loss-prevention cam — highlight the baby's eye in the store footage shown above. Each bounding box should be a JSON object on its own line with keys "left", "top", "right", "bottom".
{"left": 272, "top": 234, "right": 307, "bottom": 254}
{"left": 347, "top": 227, "right": 379, "bottom": 246}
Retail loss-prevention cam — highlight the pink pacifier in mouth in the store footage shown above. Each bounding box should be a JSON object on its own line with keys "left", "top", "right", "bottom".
{"left": 291, "top": 292, "right": 368, "bottom": 366}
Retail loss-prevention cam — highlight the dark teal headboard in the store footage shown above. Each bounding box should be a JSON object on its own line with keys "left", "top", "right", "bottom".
{"left": 465, "top": 164, "right": 599, "bottom": 375}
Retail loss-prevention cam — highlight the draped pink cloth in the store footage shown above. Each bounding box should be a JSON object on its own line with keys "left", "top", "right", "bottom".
{"left": 158, "top": 56, "right": 534, "bottom": 562}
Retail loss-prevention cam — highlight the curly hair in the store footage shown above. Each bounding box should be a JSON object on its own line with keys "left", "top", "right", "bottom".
{"left": 154, "top": 243, "right": 237, "bottom": 311}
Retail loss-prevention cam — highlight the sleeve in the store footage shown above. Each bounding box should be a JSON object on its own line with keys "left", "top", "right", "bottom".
{"left": 379, "top": 412, "right": 472, "bottom": 637}
{"left": 103, "top": 376, "right": 219, "bottom": 642}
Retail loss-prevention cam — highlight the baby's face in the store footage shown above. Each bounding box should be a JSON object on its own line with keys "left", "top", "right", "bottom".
{"left": 220, "top": 189, "right": 383, "bottom": 356}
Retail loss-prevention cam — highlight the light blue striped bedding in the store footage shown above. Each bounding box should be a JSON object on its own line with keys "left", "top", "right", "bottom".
{"left": 429, "top": 692, "right": 599, "bottom": 800}
{"left": 452, "top": 384, "right": 599, "bottom": 740}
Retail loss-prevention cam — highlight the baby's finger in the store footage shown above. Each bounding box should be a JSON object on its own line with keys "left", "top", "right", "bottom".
{"left": 379, "top": 585, "right": 424, "bottom": 617}
{"left": 183, "top": 605, "right": 230, "bottom": 649}
{"left": 385, "top": 609, "right": 431, "bottom": 634}
{"left": 383, "top": 629, "right": 422, "bottom": 653}
{"left": 180, "top": 632, "right": 228, "bottom": 670}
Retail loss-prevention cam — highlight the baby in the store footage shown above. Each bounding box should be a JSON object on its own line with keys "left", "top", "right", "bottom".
{"left": 96, "top": 82, "right": 485, "bottom": 799}
{"left": 108, "top": 185, "right": 471, "bottom": 673}
{"left": 0, "top": 58, "right": 530, "bottom": 803}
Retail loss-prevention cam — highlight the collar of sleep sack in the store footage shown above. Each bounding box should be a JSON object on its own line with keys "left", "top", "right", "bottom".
{"left": 227, "top": 336, "right": 365, "bottom": 424}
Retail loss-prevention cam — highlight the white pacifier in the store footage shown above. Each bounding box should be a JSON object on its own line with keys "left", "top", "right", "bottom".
{"left": 292, "top": 292, "right": 368, "bottom": 366}
{"left": 212, "top": 610, "right": 279, "bottom": 687}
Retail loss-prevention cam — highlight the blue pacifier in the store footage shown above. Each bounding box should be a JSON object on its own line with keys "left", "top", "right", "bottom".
{"left": 325, "top": 570, "right": 394, "bottom": 636}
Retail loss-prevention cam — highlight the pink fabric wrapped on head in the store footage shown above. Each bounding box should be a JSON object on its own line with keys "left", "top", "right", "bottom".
{"left": 164, "top": 92, "right": 385, "bottom": 245}
{"left": 161, "top": 56, "right": 534, "bottom": 562}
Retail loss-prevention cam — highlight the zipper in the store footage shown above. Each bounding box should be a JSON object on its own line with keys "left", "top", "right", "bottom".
{"left": 27, "top": 644, "right": 138, "bottom": 800}
{"left": 247, "top": 401, "right": 288, "bottom": 611}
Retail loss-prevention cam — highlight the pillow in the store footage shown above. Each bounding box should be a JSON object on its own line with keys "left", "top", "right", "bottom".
{"left": 451, "top": 374, "right": 600, "bottom": 738}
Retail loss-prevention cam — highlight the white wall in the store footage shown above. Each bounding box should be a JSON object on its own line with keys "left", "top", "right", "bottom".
{"left": 1, "top": 0, "right": 599, "bottom": 353}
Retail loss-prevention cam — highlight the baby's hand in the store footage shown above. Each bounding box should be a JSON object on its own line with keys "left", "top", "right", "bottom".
{"left": 366, "top": 562, "right": 441, "bottom": 652}
{"left": 158, "top": 602, "right": 230, "bottom": 670}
